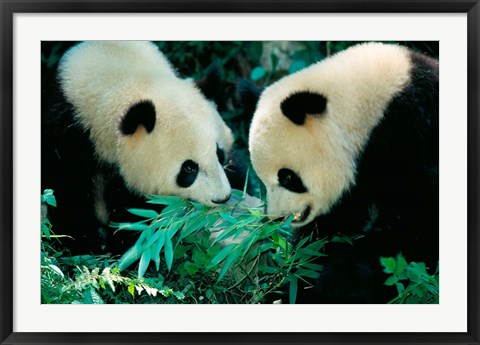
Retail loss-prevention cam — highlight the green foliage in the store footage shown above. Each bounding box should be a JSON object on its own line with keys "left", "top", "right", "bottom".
{"left": 111, "top": 190, "right": 327, "bottom": 304}
{"left": 41, "top": 188, "right": 439, "bottom": 304}
{"left": 40, "top": 190, "right": 185, "bottom": 304}
{"left": 42, "top": 259, "right": 186, "bottom": 304}
{"left": 250, "top": 66, "right": 267, "bottom": 81}
{"left": 66, "top": 266, "right": 185, "bottom": 304}
{"left": 41, "top": 189, "right": 56, "bottom": 240}
{"left": 381, "top": 254, "right": 439, "bottom": 304}
{"left": 41, "top": 189, "right": 328, "bottom": 304}
{"left": 41, "top": 42, "right": 64, "bottom": 69}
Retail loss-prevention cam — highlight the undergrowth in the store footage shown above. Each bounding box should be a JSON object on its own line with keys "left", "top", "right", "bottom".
{"left": 41, "top": 189, "right": 328, "bottom": 304}
{"left": 41, "top": 189, "right": 439, "bottom": 304}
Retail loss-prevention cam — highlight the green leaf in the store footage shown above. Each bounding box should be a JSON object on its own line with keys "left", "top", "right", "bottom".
{"left": 289, "top": 60, "right": 307, "bottom": 74}
{"left": 183, "top": 261, "right": 199, "bottom": 275}
{"left": 160, "top": 204, "right": 185, "bottom": 218}
{"left": 164, "top": 237, "right": 173, "bottom": 271}
{"left": 250, "top": 66, "right": 266, "bottom": 81}
{"left": 165, "top": 222, "right": 182, "bottom": 240}
{"left": 83, "top": 287, "right": 104, "bottom": 304}
{"left": 396, "top": 282, "right": 405, "bottom": 294}
{"left": 128, "top": 284, "right": 135, "bottom": 297}
{"left": 111, "top": 222, "right": 150, "bottom": 231}
{"left": 47, "top": 264, "right": 64, "bottom": 278}
{"left": 41, "top": 223, "right": 51, "bottom": 239}
{"left": 395, "top": 253, "right": 408, "bottom": 275}
{"left": 298, "top": 248, "right": 326, "bottom": 258}
{"left": 304, "top": 239, "right": 327, "bottom": 252}
{"left": 210, "top": 244, "right": 236, "bottom": 266}
{"left": 146, "top": 195, "right": 184, "bottom": 205}
{"left": 247, "top": 42, "right": 263, "bottom": 62}
{"left": 103, "top": 274, "right": 115, "bottom": 292}
{"left": 257, "top": 242, "right": 274, "bottom": 254}
{"left": 271, "top": 231, "right": 279, "bottom": 246}
{"left": 127, "top": 208, "right": 159, "bottom": 219}
{"left": 242, "top": 166, "right": 250, "bottom": 197}
{"left": 412, "top": 284, "right": 426, "bottom": 298}
{"left": 211, "top": 226, "right": 239, "bottom": 244}
{"left": 380, "top": 257, "right": 396, "bottom": 274}
{"left": 406, "top": 262, "right": 428, "bottom": 283}
{"left": 145, "top": 229, "right": 164, "bottom": 248}
{"left": 410, "top": 262, "right": 428, "bottom": 276}
{"left": 138, "top": 247, "right": 152, "bottom": 277}
{"left": 302, "top": 263, "right": 324, "bottom": 272}
{"left": 45, "top": 194, "right": 57, "bottom": 207}
{"left": 270, "top": 53, "right": 279, "bottom": 72}
{"left": 117, "top": 241, "right": 144, "bottom": 271}
{"left": 172, "top": 291, "right": 185, "bottom": 300}
{"left": 151, "top": 232, "right": 165, "bottom": 271}
{"left": 424, "top": 282, "right": 439, "bottom": 296}
{"left": 331, "top": 234, "right": 354, "bottom": 245}
{"left": 178, "top": 217, "right": 209, "bottom": 242}
{"left": 289, "top": 276, "right": 298, "bottom": 304}
{"left": 43, "top": 189, "right": 54, "bottom": 196}
{"left": 240, "top": 232, "right": 259, "bottom": 256}
{"left": 295, "top": 269, "right": 321, "bottom": 279}
{"left": 384, "top": 276, "right": 398, "bottom": 286}
{"left": 217, "top": 250, "right": 240, "bottom": 282}
{"left": 219, "top": 212, "right": 239, "bottom": 225}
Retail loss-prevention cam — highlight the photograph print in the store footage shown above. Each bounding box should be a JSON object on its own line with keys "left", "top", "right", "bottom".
{"left": 41, "top": 40, "right": 439, "bottom": 305}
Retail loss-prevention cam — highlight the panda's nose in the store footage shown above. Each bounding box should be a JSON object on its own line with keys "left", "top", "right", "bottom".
{"left": 212, "top": 194, "right": 231, "bottom": 204}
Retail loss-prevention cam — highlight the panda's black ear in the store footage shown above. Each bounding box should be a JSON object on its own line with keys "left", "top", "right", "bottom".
{"left": 120, "top": 100, "right": 156, "bottom": 135}
{"left": 237, "top": 79, "right": 264, "bottom": 119}
{"left": 280, "top": 91, "right": 327, "bottom": 125}
{"left": 195, "top": 61, "right": 222, "bottom": 100}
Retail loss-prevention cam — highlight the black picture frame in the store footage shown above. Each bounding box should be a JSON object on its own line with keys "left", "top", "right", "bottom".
{"left": 1, "top": 1, "right": 479, "bottom": 344}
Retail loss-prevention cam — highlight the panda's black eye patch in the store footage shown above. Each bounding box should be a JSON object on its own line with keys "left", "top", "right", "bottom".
{"left": 177, "top": 160, "right": 199, "bottom": 188}
{"left": 120, "top": 100, "right": 156, "bottom": 135}
{"left": 280, "top": 91, "right": 327, "bottom": 125}
{"left": 216, "top": 145, "right": 226, "bottom": 165}
{"left": 278, "top": 168, "right": 307, "bottom": 193}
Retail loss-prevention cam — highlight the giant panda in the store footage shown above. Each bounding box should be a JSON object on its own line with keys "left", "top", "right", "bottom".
{"left": 42, "top": 41, "right": 239, "bottom": 254}
{"left": 247, "top": 42, "right": 439, "bottom": 303}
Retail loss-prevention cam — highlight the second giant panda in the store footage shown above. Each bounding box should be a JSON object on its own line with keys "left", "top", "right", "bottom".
{"left": 42, "top": 41, "right": 239, "bottom": 254}
{"left": 247, "top": 42, "right": 439, "bottom": 303}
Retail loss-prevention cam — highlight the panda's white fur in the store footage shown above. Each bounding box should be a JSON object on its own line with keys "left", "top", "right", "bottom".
{"left": 249, "top": 43, "right": 413, "bottom": 226}
{"left": 59, "top": 41, "right": 233, "bottom": 206}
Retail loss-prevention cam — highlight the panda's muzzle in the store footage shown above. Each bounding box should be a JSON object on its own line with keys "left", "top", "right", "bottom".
{"left": 212, "top": 194, "right": 231, "bottom": 204}
{"left": 292, "top": 205, "right": 311, "bottom": 224}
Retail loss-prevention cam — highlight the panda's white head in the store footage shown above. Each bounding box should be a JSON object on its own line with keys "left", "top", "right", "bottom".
{"left": 59, "top": 41, "right": 233, "bottom": 206}
{"left": 248, "top": 43, "right": 413, "bottom": 226}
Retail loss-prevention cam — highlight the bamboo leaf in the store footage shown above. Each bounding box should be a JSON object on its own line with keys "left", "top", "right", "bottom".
{"left": 217, "top": 251, "right": 240, "bottom": 282}
{"left": 146, "top": 195, "right": 184, "bottom": 206}
{"left": 110, "top": 222, "right": 150, "bottom": 231}
{"left": 164, "top": 237, "right": 173, "bottom": 271}
{"left": 127, "top": 208, "right": 159, "bottom": 219}
{"left": 138, "top": 247, "right": 152, "bottom": 277}
{"left": 295, "top": 269, "right": 321, "bottom": 279}
{"left": 117, "top": 240, "right": 145, "bottom": 271}
{"left": 219, "top": 212, "right": 238, "bottom": 225}
{"left": 289, "top": 276, "right": 298, "bottom": 304}
{"left": 152, "top": 232, "right": 165, "bottom": 271}
{"left": 210, "top": 243, "right": 236, "bottom": 266}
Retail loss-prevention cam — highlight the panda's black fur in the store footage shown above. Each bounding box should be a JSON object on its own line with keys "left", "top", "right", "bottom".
{"left": 296, "top": 52, "right": 439, "bottom": 303}
{"left": 42, "top": 42, "right": 246, "bottom": 255}
{"left": 246, "top": 44, "right": 439, "bottom": 303}
{"left": 42, "top": 75, "right": 154, "bottom": 253}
